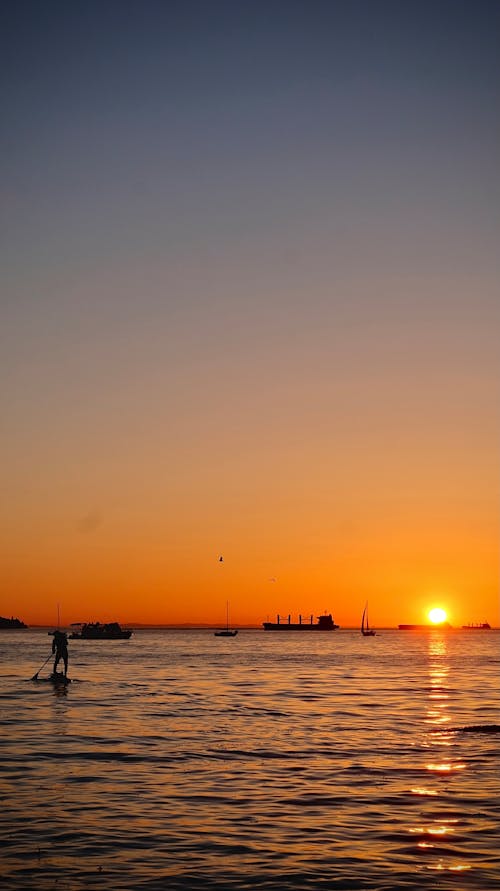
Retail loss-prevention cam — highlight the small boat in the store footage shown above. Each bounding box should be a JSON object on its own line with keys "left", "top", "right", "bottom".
{"left": 263, "top": 613, "right": 339, "bottom": 631}
{"left": 214, "top": 602, "right": 238, "bottom": 637}
{"left": 0, "top": 615, "right": 27, "bottom": 629}
{"left": 361, "top": 602, "right": 376, "bottom": 636}
{"left": 69, "top": 621, "right": 132, "bottom": 640}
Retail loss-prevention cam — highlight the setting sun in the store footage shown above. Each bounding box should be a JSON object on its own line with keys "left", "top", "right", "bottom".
{"left": 428, "top": 607, "right": 448, "bottom": 624}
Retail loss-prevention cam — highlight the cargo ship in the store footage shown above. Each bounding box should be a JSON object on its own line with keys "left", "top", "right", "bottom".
{"left": 462, "top": 622, "right": 491, "bottom": 630}
{"left": 263, "top": 613, "right": 339, "bottom": 631}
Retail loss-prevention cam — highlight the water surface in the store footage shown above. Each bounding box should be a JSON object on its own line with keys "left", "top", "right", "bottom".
{"left": 0, "top": 628, "right": 498, "bottom": 889}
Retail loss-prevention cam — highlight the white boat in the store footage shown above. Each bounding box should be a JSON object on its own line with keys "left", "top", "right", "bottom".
{"left": 361, "top": 602, "right": 376, "bottom": 637}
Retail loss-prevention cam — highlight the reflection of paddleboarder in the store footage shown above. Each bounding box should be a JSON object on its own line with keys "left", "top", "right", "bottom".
{"left": 52, "top": 630, "right": 68, "bottom": 677}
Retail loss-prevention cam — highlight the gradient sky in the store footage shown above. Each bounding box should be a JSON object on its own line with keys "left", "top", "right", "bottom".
{"left": 1, "top": 1, "right": 498, "bottom": 627}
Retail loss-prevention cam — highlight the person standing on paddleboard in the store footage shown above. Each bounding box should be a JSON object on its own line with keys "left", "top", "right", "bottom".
{"left": 52, "top": 630, "right": 69, "bottom": 677}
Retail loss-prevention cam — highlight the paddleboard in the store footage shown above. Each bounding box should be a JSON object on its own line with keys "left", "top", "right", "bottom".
{"left": 34, "top": 673, "right": 72, "bottom": 685}
{"left": 50, "top": 672, "right": 71, "bottom": 684}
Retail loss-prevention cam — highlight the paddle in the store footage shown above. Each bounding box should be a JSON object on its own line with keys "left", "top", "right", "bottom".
{"left": 32, "top": 653, "right": 52, "bottom": 680}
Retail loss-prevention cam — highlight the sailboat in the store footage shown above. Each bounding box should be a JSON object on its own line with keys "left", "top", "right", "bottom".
{"left": 214, "top": 601, "right": 238, "bottom": 637}
{"left": 361, "top": 602, "right": 376, "bottom": 636}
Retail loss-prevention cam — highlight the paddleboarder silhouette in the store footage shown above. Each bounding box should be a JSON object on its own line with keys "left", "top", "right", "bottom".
{"left": 52, "top": 630, "right": 69, "bottom": 677}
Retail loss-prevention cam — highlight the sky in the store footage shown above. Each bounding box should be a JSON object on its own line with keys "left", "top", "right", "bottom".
{"left": 1, "top": 0, "right": 498, "bottom": 628}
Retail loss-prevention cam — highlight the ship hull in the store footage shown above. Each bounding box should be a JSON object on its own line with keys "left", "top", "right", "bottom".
{"left": 69, "top": 622, "right": 132, "bottom": 640}
{"left": 70, "top": 631, "right": 132, "bottom": 640}
{"left": 263, "top": 622, "right": 339, "bottom": 631}
{"left": 462, "top": 623, "right": 491, "bottom": 630}
{"left": 263, "top": 625, "right": 336, "bottom": 631}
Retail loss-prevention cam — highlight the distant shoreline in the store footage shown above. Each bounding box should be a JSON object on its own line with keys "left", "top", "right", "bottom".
{"left": 17, "top": 623, "right": 498, "bottom": 631}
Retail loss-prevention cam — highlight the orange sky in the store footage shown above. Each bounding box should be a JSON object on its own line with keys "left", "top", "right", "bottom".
{"left": 1, "top": 4, "right": 498, "bottom": 629}
{"left": 3, "top": 385, "right": 497, "bottom": 628}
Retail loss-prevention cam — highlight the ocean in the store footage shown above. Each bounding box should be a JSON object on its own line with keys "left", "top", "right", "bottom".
{"left": 0, "top": 627, "right": 498, "bottom": 890}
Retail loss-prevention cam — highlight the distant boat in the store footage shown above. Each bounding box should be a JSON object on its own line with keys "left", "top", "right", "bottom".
{"left": 462, "top": 622, "right": 491, "bottom": 630}
{"left": 361, "top": 602, "right": 376, "bottom": 636}
{"left": 69, "top": 622, "right": 132, "bottom": 640}
{"left": 263, "top": 613, "right": 339, "bottom": 631}
{"left": 0, "top": 615, "right": 27, "bottom": 629}
{"left": 214, "top": 602, "right": 238, "bottom": 637}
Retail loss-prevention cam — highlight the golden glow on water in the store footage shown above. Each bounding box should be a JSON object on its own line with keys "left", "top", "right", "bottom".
{"left": 409, "top": 825, "right": 455, "bottom": 835}
{"left": 428, "top": 826, "right": 454, "bottom": 835}
{"left": 428, "top": 635, "right": 447, "bottom": 658}
{"left": 425, "top": 762, "right": 466, "bottom": 772}
{"left": 426, "top": 632, "right": 451, "bottom": 732}
{"left": 405, "top": 631, "right": 479, "bottom": 878}
{"left": 426, "top": 863, "right": 472, "bottom": 872}
{"left": 426, "top": 711, "right": 449, "bottom": 724}
{"left": 1, "top": 627, "right": 497, "bottom": 889}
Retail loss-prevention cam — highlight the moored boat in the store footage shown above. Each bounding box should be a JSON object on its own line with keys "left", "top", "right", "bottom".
{"left": 0, "top": 615, "right": 27, "bottom": 629}
{"left": 263, "top": 613, "right": 339, "bottom": 631}
{"left": 69, "top": 621, "right": 132, "bottom": 640}
{"left": 214, "top": 601, "right": 238, "bottom": 637}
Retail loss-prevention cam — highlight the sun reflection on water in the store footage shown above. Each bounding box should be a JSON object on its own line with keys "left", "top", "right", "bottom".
{"left": 426, "top": 862, "right": 472, "bottom": 872}
{"left": 405, "top": 632, "right": 474, "bottom": 876}
{"left": 426, "top": 634, "right": 450, "bottom": 728}
{"left": 409, "top": 818, "right": 458, "bottom": 835}
{"left": 425, "top": 761, "right": 465, "bottom": 772}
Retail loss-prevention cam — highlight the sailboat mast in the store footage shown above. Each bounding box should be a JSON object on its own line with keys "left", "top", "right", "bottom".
{"left": 361, "top": 601, "right": 376, "bottom": 636}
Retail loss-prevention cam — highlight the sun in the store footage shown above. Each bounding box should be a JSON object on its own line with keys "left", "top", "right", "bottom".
{"left": 428, "top": 607, "right": 447, "bottom": 625}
